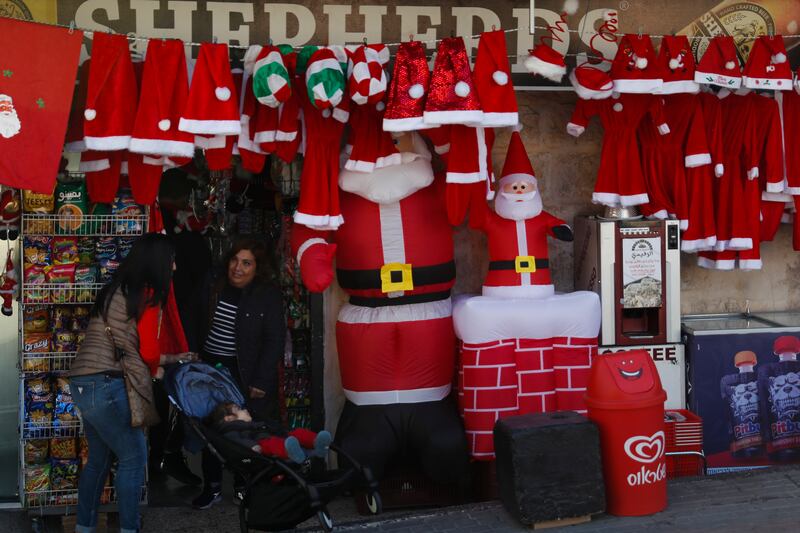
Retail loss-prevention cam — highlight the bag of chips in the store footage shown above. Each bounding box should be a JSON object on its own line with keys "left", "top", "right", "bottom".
{"left": 51, "top": 307, "right": 72, "bottom": 330}
{"left": 22, "top": 188, "right": 55, "bottom": 234}
{"left": 24, "top": 440, "right": 49, "bottom": 465}
{"left": 55, "top": 180, "right": 88, "bottom": 234}
{"left": 95, "top": 236, "right": 117, "bottom": 261}
{"left": 22, "top": 264, "right": 48, "bottom": 304}
{"left": 53, "top": 330, "right": 77, "bottom": 353}
{"left": 50, "top": 458, "right": 79, "bottom": 490}
{"left": 71, "top": 306, "right": 90, "bottom": 331}
{"left": 74, "top": 264, "right": 97, "bottom": 284}
{"left": 98, "top": 258, "right": 120, "bottom": 284}
{"left": 45, "top": 263, "right": 76, "bottom": 284}
{"left": 52, "top": 237, "right": 79, "bottom": 264}
{"left": 77, "top": 237, "right": 95, "bottom": 264}
{"left": 116, "top": 237, "right": 136, "bottom": 261}
{"left": 49, "top": 438, "right": 77, "bottom": 460}
{"left": 23, "top": 236, "right": 51, "bottom": 267}
{"left": 24, "top": 464, "right": 50, "bottom": 494}
{"left": 22, "top": 332, "right": 51, "bottom": 372}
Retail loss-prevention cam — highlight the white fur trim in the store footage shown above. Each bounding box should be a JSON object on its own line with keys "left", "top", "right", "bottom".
{"left": 332, "top": 106, "right": 349, "bottom": 123}
{"left": 446, "top": 171, "right": 483, "bottom": 184}
{"left": 766, "top": 181, "right": 785, "bottom": 193}
{"left": 727, "top": 237, "right": 753, "bottom": 251}
{"left": 657, "top": 79, "right": 700, "bottom": 95}
{"left": 620, "top": 193, "right": 649, "bottom": 206}
{"left": 253, "top": 130, "right": 277, "bottom": 144}
{"left": 340, "top": 298, "right": 452, "bottom": 324}
{"left": 179, "top": 118, "right": 241, "bottom": 135}
{"left": 292, "top": 212, "right": 344, "bottom": 230}
{"left": 129, "top": 138, "right": 195, "bottom": 158}
{"left": 340, "top": 143, "right": 434, "bottom": 204}
{"left": 493, "top": 71, "right": 509, "bottom": 86}
{"left": 681, "top": 236, "right": 717, "bottom": 252}
{"left": 344, "top": 152, "right": 403, "bottom": 173}
{"left": 697, "top": 256, "right": 736, "bottom": 270}
{"left": 612, "top": 78, "right": 663, "bottom": 93}
{"left": 343, "top": 384, "right": 451, "bottom": 406}
{"left": 658, "top": 123, "right": 671, "bottom": 135}
{"left": 592, "top": 192, "right": 621, "bottom": 206}
{"left": 434, "top": 143, "right": 451, "bottom": 155}
{"left": 785, "top": 187, "right": 800, "bottom": 195}
{"left": 524, "top": 55, "right": 566, "bottom": 83}
{"left": 679, "top": 219, "right": 689, "bottom": 231}
{"left": 569, "top": 69, "right": 613, "bottom": 100}
{"left": 275, "top": 130, "right": 298, "bottom": 142}
{"left": 743, "top": 76, "right": 793, "bottom": 91}
{"left": 747, "top": 167, "right": 759, "bottom": 180}
{"left": 715, "top": 163, "right": 724, "bottom": 177}
{"left": 423, "top": 109, "right": 484, "bottom": 126}
{"left": 647, "top": 209, "right": 668, "bottom": 220}
{"left": 685, "top": 153, "right": 711, "bottom": 168}
{"left": 694, "top": 70, "right": 742, "bottom": 89}
{"left": 382, "top": 115, "right": 432, "bottom": 132}
{"left": 78, "top": 158, "right": 110, "bottom": 172}
{"left": 84, "top": 136, "right": 131, "bottom": 151}
{"left": 566, "top": 122, "right": 585, "bottom": 137}
{"left": 738, "top": 259, "right": 763, "bottom": 270}
{"left": 84, "top": 109, "right": 97, "bottom": 121}
{"left": 762, "top": 191, "right": 791, "bottom": 202}
{"left": 481, "top": 112, "right": 519, "bottom": 128}
{"left": 296, "top": 238, "right": 328, "bottom": 265}
{"left": 193, "top": 134, "right": 227, "bottom": 149}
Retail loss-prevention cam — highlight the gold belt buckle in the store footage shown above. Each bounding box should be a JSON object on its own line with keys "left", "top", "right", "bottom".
{"left": 515, "top": 255, "right": 537, "bottom": 274}
{"left": 380, "top": 263, "right": 414, "bottom": 293}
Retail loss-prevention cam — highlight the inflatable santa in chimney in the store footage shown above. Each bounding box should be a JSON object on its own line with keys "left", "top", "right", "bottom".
{"left": 453, "top": 131, "right": 601, "bottom": 459}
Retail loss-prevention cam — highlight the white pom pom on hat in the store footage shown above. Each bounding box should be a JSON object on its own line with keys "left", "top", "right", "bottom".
{"left": 635, "top": 56, "right": 648, "bottom": 69}
{"left": 408, "top": 83, "right": 424, "bottom": 99}
{"left": 563, "top": 0, "right": 579, "bottom": 15}
{"left": 669, "top": 58, "right": 680, "bottom": 70}
{"left": 493, "top": 70, "right": 509, "bottom": 85}
{"left": 454, "top": 80, "right": 471, "bottom": 97}
{"left": 772, "top": 52, "right": 787, "bottom": 64}
{"left": 376, "top": 101, "right": 385, "bottom": 111}
{"left": 215, "top": 86, "right": 231, "bottom": 101}
{"left": 725, "top": 60, "right": 736, "bottom": 70}
{"left": 158, "top": 119, "right": 171, "bottom": 131}
{"left": 84, "top": 109, "right": 97, "bottom": 121}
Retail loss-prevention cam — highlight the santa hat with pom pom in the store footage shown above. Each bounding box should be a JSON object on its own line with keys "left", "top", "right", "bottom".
{"left": 569, "top": 65, "right": 613, "bottom": 99}
{"left": 423, "top": 37, "right": 483, "bottom": 125}
{"left": 524, "top": 0, "right": 578, "bottom": 83}
{"left": 694, "top": 35, "right": 741, "bottom": 88}
{"left": 656, "top": 35, "right": 699, "bottom": 94}
{"left": 473, "top": 29, "right": 518, "bottom": 127}
{"left": 743, "top": 35, "right": 792, "bottom": 90}
{"left": 610, "top": 34, "right": 663, "bottom": 93}
{"left": 178, "top": 43, "right": 240, "bottom": 136}
{"left": 383, "top": 40, "right": 431, "bottom": 131}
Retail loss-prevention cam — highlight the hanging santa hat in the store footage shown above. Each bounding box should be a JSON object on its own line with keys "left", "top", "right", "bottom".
{"left": 743, "top": 35, "right": 792, "bottom": 90}
{"left": 423, "top": 37, "right": 483, "bottom": 126}
{"left": 498, "top": 130, "right": 536, "bottom": 189}
{"left": 383, "top": 40, "right": 431, "bottom": 131}
{"left": 694, "top": 35, "right": 741, "bottom": 88}
{"left": 656, "top": 35, "right": 699, "bottom": 94}
{"left": 201, "top": 68, "right": 243, "bottom": 171}
{"left": 179, "top": 43, "right": 240, "bottom": 136}
{"left": 525, "top": 44, "right": 567, "bottom": 83}
{"left": 83, "top": 32, "right": 138, "bottom": 151}
{"left": 129, "top": 39, "right": 194, "bottom": 159}
{"left": 347, "top": 44, "right": 389, "bottom": 106}
{"left": 305, "top": 48, "right": 346, "bottom": 110}
{"left": 344, "top": 101, "right": 400, "bottom": 172}
{"left": 610, "top": 34, "right": 663, "bottom": 93}
{"left": 569, "top": 65, "right": 613, "bottom": 100}
{"left": 473, "top": 30, "right": 518, "bottom": 127}
{"left": 238, "top": 50, "right": 269, "bottom": 173}
{"left": 252, "top": 45, "right": 292, "bottom": 107}
{"left": 80, "top": 150, "right": 122, "bottom": 203}
{"left": 65, "top": 60, "right": 90, "bottom": 153}
{"left": 128, "top": 152, "right": 167, "bottom": 205}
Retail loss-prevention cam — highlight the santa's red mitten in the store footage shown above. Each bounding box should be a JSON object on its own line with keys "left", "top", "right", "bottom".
{"left": 299, "top": 243, "right": 337, "bottom": 293}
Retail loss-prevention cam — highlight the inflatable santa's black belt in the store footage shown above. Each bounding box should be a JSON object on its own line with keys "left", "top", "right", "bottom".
{"left": 489, "top": 258, "right": 549, "bottom": 271}
{"left": 348, "top": 290, "right": 451, "bottom": 308}
{"left": 336, "top": 260, "right": 456, "bottom": 290}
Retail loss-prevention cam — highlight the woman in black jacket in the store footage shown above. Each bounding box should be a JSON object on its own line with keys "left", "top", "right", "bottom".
{"left": 192, "top": 238, "right": 286, "bottom": 509}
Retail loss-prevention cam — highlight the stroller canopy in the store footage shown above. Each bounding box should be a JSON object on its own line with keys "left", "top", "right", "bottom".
{"left": 165, "top": 362, "right": 246, "bottom": 420}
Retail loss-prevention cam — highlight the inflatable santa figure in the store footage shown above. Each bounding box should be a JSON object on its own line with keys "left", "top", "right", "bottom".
{"left": 453, "top": 132, "right": 601, "bottom": 459}
{"left": 291, "top": 132, "right": 470, "bottom": 485}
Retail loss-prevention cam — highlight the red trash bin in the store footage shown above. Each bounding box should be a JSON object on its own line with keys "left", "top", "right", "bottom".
{"left": 585, "top": 349, "right": 667, "bottom": 516}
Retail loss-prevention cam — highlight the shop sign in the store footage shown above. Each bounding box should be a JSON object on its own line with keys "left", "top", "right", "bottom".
{"left": 601, "top": 345, "right": 679, "bottom": 363}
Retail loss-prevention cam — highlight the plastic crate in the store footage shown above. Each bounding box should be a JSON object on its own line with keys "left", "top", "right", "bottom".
{"left": 666, "top": 452, "right": 705, "bottom": 478}
{"left": 665, "top": 409, "right": 705, "bottom": 478}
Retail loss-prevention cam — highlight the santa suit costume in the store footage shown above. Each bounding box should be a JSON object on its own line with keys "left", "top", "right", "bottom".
{"left": 291, "top": 134, "right": 469, "bottom": 485}
{"left": 452, "top": 133, "right": 601, "bottom": 459}
{"left": 567, "top": 94, "right": 670, "bottom": 207}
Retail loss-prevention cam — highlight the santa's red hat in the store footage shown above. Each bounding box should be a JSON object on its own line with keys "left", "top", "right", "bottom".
{"left": 238, "top": 50, "right": 269, "bottom": 173}
{"left": 65, "top": 61, "right": 90, "bottom": 152}
{"left": 499, "top": 131, "right": 536, "bottom": 188}
{"left": 569, "top": 65, "right": 613, "bottom": 100}
{"left": 656, "top": 35, "right": 699, "bottom": 94}
{"left": 128, "top": 152, "right": 166, "bottom": 205}
{"left": 610, "top": 34, "right": 663, "bottom": 93}
{"left": 473, "top": 30, "right": 518, "bottom": 127}
{"left": 383, "top": 41, "right": 431, "bottom": 131}
{"left": 179, "top": 43, "right": 240, "bottom": 136}
{"left": 344, "top": 101, "right": 400, "bottom": 172}
{"left": 774, "top": 335, "right": 800, "bottom": 355}
{"left": 83, "top": 33, "right": 138, "bottom": 151}
{"left": 347, "top": 44, "right": 389, "bottom": 106}
{"left": 694, "top": 35, "right": 741, "bottom": 88}
{"left": 80, "top": 150, "right": 122, "bottom": 203}
{"left": 130, "top": 39, "right": 194, "bottom": 158}
{"left": 446, "top": 126, "right": 494, "bottom": 188}
{"left": 423, "top": 37, "right": 483, "bottom": 125}
{"left": 743, "top": 35, "right": 792, "bottom": 90}
{"left": 524, "top": 44, "right": 567, "bottom": 83}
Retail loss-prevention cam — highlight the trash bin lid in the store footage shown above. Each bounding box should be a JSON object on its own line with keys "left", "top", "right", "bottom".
{"left": 585, "top": 350, "right": 666, "bottom": 410}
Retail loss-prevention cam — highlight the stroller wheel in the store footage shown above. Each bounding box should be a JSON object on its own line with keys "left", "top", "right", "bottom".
{"left": 317, "top": 508, "right": 334, "bottom": 532}
{"left": 365, "top": 491, "right": 382, "bottom": 515}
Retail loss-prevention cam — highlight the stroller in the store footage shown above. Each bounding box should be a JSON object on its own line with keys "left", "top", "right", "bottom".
{"left": 163, "top": 362, "right": 381, "bottom": 532}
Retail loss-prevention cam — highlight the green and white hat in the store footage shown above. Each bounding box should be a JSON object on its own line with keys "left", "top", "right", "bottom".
{"left": 305, "top": 48, "right": 345, "bottom": 110}
{"left": 252, "top": 45, "right": 292, "bottom": 108}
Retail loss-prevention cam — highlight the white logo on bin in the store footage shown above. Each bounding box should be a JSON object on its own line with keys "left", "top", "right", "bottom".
{"left": 623, "top": 431, "right": 666, "bottom": 486}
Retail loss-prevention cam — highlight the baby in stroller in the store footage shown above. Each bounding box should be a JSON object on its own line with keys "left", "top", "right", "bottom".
{"left": 207, "top": 401, "right": 332, "bottom": 465}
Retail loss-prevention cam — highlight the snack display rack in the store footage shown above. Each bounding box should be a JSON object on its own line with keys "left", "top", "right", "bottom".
{"left": 18, "top": 207, "right": 149, "bottom": 516}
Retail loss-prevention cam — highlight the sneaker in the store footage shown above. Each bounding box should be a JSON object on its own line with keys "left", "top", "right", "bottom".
{"left": 313, "top": 431, "right": 333, "bottom": 459}
{"left": 162, "top": 452, "right": 202, "bottom": 486}
{"left": 284, "top": 436, "right": 307, "bottom": 464}
{"left": 192, "top": 485, "right": 222, "bottom": 510}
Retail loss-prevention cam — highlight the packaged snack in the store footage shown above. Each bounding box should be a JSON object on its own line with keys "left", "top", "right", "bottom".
{"left": 24, "top": 440, "right": 49, "bottom": 465}
{"left": 74, "top": 264, "right": 97, "bottom": 284}
{"left": 49, "top": 438, "right": 77, "bottom": 460}
{"left": 45, "top": 263, "right": 76, "bottom": 284}
{"left": 23, "top": 307, "right": 50, "bottom": 333}
{"left": 55, "top": 180, "right": 88, "bottom": 234}
{"left": 24, "top": 464, "right": 50, "bottom": 494}
{"left": 23, "top": 236, "right": 51, "bottom": 266}
{"left": 112, "top": 188, "right": 144, "bottom": 233}
{"left": 51, "top": 307, "right": 73, "bottom": 330}
{"left": 50, "top": 458, "right": 79, "bottom": 490}
{"left": 74, "top": 331, "right": 86, "bottom": 349}
{"left": 77, "top": 237, "right": 95, "bottom": 264}
{"left": 23, "top": 332, "right": 50, "bottom": 354}
{"left": 52, "top": 330, "right": 77, "bottom": 353}
{"left": 95, "top": 237, "right": 117, "bottom": 261}
{"left": 89, "top": 202, "right": 112, "bottom": 234}
{"left": 25, "top": 400, "right": 54, "bottom": 432}
{"left": 22, "top": 356, "right": 49, "bottom": 373}
{"left": 51, "top": 237, "right": 79, "bottom": 264}
{"left": 25, "top": 375, "right": 52, "bottom": 399}
{"left": 71, "top": 306, "right": 90, "bottom": 331}
{"left": 98, "top": 259, "right": 120, "bottom": 284}
{"left": 116, "top": 237, "right": 135, "bottom": 260}
{"left": 23, "top": 188, "right": 55, "bottom": 234}
{"left": 23, "top": 331, "right": 50, "bottom": 371}
{"left": 23, "top": 264, "right": 48, "bottom": 304}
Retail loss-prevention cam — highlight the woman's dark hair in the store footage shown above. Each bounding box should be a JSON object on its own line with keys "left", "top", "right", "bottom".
{"left": 218, "top": 237, "right": 276, "bottom": 290}
{"left": 93, "top": 233, "right": 176, "bottom": 320}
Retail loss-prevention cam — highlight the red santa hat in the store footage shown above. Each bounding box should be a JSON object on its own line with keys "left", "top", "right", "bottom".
{"left": 80, "top": 150, "right": 122, "bottom": 203}
{"left": 610, "top": 34, "right": 663, "bottom": 93}
{"left": 499, "top": 130, "right": 536, "bottom": 189}
{"left": 569, "top": 65, "right": 613, "bottom": 100}
{"left": 65, "top": 60, "right": 90, "bottom": 152}
{"left": 473, "top": 30, "right": 518, "bottom": 127}
{"left": 127, "top": 152, "right": 166, "bottom": 205}
{"left": 694, "top": 35, "right": 741, "bottom": 88}
{"left": 524, "top": 44, "right": 566, "bottom": 83}
{"left": 130, "top": 39, "right": 194, "bottom": 159}
{"left": 423, "top": 37, "right": 483, "bottom": 126}
{"left": 344, "top": 101, "right": 400, "bottom": 172}
{"left": 383, "top": 41, "right": 431, "bottom": 131}
{"left": 178, "top": 43, "right": 240, "bottom": 136}
{"left": 347, "top": 44, "right": 389, "bottom": 106}
{"left": 743, "top": 35, "right": 792, "bottom": 90}
{"left": 238, "top": 50, "right": 269, "bottom": 173}
{"left": 656, "top": 35, "right": 699, "bottom": 95}
{"left": 83, "top": 33, "right": 138, "bottom": 151}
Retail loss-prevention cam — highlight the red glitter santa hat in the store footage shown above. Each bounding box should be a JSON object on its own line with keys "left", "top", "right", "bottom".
{"left": 383, "top": 41, "right": 431, "bottom": 131}
{"left": 694, "top": 35, "right": 741, "bottom": 89}
{"left": 743, "top": 35, "right": 792, "bottom": 90}
{"left": 129, "top": 39, "right": 194, "bottom": 159}
{"left": 83, "top": 33, "right": 138, "bottom": 151}
{"left": 473, "top": 30, "right": 518, "bottom": 127}
{"left": 610, "top": 34, "right": 663, "bottom": 93}
{"left": 347, "top": 44, "right": 389, "bottom": 106}
{"left": 423, "top": 37, "right": 483, "bottom": 126}
{"left": 178, "top": 43, "right": 240, "bottom": 136}
{"left": 499, "top": 131, "right": 536, "bottom": 189}
{"left": 569, "top": 65, "right": 613, "bottom": 100}
{"left": 656, "top": 35, "right": 699, "bottom": 95}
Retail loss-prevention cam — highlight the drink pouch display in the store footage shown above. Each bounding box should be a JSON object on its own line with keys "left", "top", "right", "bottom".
{"left": 54, "top": 180, "right": 88, "bottom": 234}
{"left": 720, "top": 350, "right": 764, "bottom": 458}
{"left": 758, "top": 336, "right": 800, "bottom": 461}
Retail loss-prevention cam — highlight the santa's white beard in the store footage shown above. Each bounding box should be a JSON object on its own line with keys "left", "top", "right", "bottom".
{"left": 0, "top": 111, "right": 21, "bottom": 139}
{"left": 494, "top": 191, "right": 543, "bottom": 220}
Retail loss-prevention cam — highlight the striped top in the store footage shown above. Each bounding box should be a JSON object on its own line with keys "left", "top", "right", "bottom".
{"left": 203, "top": 287, "right": 242, "bottom": 357}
